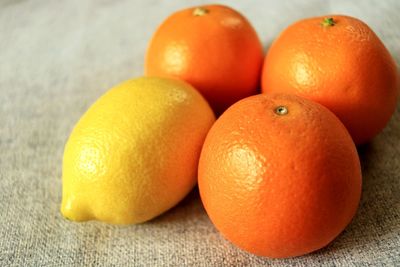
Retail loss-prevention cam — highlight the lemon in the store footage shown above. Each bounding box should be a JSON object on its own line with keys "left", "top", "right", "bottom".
{"left": 61, "top": 77, "right": 215, "bottom": 224}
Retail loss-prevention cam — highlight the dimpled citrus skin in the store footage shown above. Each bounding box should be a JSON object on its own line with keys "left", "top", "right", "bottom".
{"left": 145, "top": 4, "right": 263, "bottom": 115}
{"left": 198, "top": 94, "right": 362, "bottom": 258}
{"left": 262, "top": 15, "right": 399, "bottom": 144}
{"left": 61, "top": 77, "right": 215, "bottom": 225}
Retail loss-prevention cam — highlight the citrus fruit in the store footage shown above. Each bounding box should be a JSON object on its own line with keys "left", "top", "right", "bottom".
{"left": 145, "top": 4, "right": 263, "bottom": 115}
{"left": 61, "top": 77, "right": 215, "bottom": 224}
{"left": 198, "top": 93, "right": 362, "bottom": 258}
{"left": 261, "top": 15, "right": 399, "bottom": 144}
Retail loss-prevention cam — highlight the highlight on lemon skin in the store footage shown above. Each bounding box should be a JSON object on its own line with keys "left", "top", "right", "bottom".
{"left": 61, "top": 199, "right": 92, "bottom": 222}
{"left": 60, "top": 76, "right": 215, "bottom": 225}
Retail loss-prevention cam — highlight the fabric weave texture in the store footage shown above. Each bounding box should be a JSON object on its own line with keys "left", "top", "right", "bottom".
{"left": 0, "top": 0, "right": 399, "bottom": 266}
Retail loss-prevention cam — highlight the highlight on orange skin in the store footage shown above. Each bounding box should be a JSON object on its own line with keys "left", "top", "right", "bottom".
{"left": 198, "top": 94, "right": 362, "bottom": 258}
{"left": 145, "top": 4, "right": 264, "bottom": 115}
{"left": 261, "top": 15, "right": 399, "bottom": 144}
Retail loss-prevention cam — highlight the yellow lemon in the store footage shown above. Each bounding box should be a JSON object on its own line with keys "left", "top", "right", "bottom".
{"left": 61, "top": 77, "right": 215, "bottom": 224}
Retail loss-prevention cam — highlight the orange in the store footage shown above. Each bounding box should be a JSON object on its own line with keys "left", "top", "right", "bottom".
{"left": 145, "top": 4, "right": 263, "bottom": 115}
{"left": 198, "top": 94, "right": 362, "bottom": 258}
{"left": 261, "top": 15, "right": 399, "bottom": 144}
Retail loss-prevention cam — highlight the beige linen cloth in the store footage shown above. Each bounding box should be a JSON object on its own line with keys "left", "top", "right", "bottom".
{"left": 0, "top": 0, "right": 399, "bottom": 266}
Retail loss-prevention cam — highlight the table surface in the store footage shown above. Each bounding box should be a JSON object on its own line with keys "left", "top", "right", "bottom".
{"left": 1, "top": 0, "right": 399, "bottom": 266}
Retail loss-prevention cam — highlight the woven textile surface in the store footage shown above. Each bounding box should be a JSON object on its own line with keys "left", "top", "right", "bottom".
{"left": 0, "top": 0, "right": 399, "bottom": 266}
